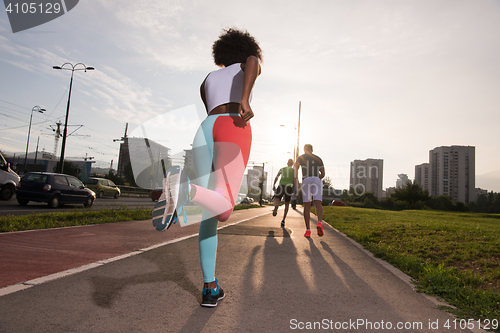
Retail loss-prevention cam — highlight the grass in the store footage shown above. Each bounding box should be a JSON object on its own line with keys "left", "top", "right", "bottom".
{"left": 318, "top": 207, "right": 500, "bottom": 330}
{"left": 0, "top": 203, "right": 263, "bottom": 233}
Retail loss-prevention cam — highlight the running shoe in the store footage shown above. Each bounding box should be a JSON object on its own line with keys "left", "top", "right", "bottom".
{"left": 317, "top": 221, "right": 324, "bottom": 237}
{"left": 152, "top": 166, "right": 181, "bottom": 231}
{"left": 176, "top": 169, "right": 191, "bottom": 225}
{"left": 272, "top": 206, "right": 278, "bottom": 217}
{"left": 201, "top": 278, "right": 225, "bottom": 307}
{"left": 304, "top": 230, "right": 311, "bottom": 238}
{"left": 281, "top": 220, "right": 285, "bottom": 228}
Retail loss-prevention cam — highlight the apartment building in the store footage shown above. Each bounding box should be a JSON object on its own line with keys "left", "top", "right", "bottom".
{"left": 349, "top": 159, "right": 384, "bottom": 198}
{"left": 396, "top": 173, "right": 411, "bottom": 189}
{"left": 414, "top": 163, "right": 429, "bottom": 192}
{"left": 429, "top": 146, "right": 475, "bottom": 204}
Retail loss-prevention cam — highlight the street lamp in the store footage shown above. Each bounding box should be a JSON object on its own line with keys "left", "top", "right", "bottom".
{"left": 52, "top": 62, "right": 94, "bottom": 173}
{"left": 23, "top": 105, "right": 46, "bottom": 173}
{"left": 279, "top": 101, "right": 301, "bottom": 162}
{"left": 280, "top": 123, "right": 297, "bottom": 161}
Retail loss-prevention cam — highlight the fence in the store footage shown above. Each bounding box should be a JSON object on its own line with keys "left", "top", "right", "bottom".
{"left": 117, "top": 185, "right": 152, "bottom": 197}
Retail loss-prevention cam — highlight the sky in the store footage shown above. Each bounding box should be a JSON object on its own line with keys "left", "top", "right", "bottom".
{"left": 1, "top": 0, "right": 500, "bottom": 193}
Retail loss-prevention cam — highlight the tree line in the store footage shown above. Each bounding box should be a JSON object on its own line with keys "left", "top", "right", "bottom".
{"left": 337, "top": 182, "right": 500, "bottom": 213}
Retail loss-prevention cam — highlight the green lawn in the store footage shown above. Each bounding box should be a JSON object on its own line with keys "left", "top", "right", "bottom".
{"left": 320, "top": 207, "right": 500, "bottom": 329}
{"left": 0, "top": 203, "right": 262, "bottom": 233}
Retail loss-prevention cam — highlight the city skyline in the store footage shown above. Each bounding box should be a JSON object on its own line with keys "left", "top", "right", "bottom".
{"left": 1, "top": 0, "right": 499, "bottom": 192}
{"left": 9, "top": 142, "right": 497, "bottom": 200}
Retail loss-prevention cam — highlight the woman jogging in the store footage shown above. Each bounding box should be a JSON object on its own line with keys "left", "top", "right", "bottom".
{"left": 153, "top": 28, "right": 262, "bottom": 307}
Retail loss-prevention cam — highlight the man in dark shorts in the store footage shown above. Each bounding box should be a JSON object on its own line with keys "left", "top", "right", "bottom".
{"left": 272, "top": 159, "right": 295, "bottom": 227}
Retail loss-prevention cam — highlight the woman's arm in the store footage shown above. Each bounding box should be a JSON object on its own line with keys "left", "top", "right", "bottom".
{"left": 200, "top": 75, "right": 209, "bottom": 111}
{"left": 239, "top": 55, "right": 261, "bottom": 122}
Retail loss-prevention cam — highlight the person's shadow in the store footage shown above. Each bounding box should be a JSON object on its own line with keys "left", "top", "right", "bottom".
{"left": 90, "top": 243, "right": 199, "bottom": 309}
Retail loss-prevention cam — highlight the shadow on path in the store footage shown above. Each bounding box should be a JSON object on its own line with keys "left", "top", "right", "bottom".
{"left": 90, "top": 244, "right": 200, "bottom": 308}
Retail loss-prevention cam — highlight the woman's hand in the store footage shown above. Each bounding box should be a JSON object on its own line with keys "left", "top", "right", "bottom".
{"left": 239, "top": 55, "right": 260, "bottom": 123}
{"left": 239, "top": 100, "right": 254, "bottom": 122}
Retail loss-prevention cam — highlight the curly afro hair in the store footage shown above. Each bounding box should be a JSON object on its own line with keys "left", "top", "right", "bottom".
{"left": 212, "top": 28, "right": 263, "bottom": 67}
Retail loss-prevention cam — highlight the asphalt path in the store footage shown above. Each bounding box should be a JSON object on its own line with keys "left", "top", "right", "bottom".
{"left": 0, "top": 196, "right": 156, "bottom": 216}
{"left": 0, "top": 207, "right": 485, "bottom": 333}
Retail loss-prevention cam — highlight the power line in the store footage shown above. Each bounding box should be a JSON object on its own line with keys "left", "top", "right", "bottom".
{"left": 0, "top": 99, "right": 29, "bottom": 111}
{"left": 0, "top": 120, "right": 47, "bottom": 131}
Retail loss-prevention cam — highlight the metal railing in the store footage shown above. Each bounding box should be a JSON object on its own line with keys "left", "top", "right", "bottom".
{"left": 117, "top": 185, "right": 152, "bottom": 197}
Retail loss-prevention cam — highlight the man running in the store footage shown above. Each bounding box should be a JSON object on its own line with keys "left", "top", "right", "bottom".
{"left": 272, "top": 159, "right": 294, "bottom": 227}
{"left": 294, "top": 144, "right": 325, "bottom": 238}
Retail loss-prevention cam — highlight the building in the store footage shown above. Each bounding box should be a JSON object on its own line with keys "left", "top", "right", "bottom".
{"left": 247, "top": 165, "right": 268, "bottom": 199}
{"left": 349, "top": 159, "right": 384, "bottom": 198}
{"left": 5, "top": 151, "right": 93, "bottom": 180}
{"left": 183, "top": 149, "right": 194, "bottom": 169}
{"left": 429, "top": 145, "right": 475, "bottom": 204}
{"left": 414, "top": 163, "right": 429, "bottom": 191}
{"left": 118, "top": 137, "right": 170, "bottom": 189}
{"left": 116, "top": 138, "right": 130, "bottom": 178}
{"left": 396, "top": 174, "right": 411, "bottom": 189}
{"left": 385, "top": 187, "right": 396, "bottom": 198}
{"left": 475, "top": 188, "right": 488, "bottom": 202}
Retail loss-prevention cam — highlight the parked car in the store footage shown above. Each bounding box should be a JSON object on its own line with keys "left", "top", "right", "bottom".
{"left": 330, "top": 200, "right": 347, "bottom": 206}
{"left": 0, "top": 152, "right": 20, "bottom": 200}
{"left": 16, "top": 172, "right": 95, "bottom": 208}
{"left": 150, "top": 188, "right": 162, "bottom": 201}
{"left": 84, "top": 177, "right": 121, "bottom": 199}
{"left": 240, "top": 197, "right": 254, "bottom": 204}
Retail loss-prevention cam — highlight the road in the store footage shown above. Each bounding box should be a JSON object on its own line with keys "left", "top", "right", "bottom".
{"left": 0, "top": 196, "right": 156, "bottom": 216}
{"left": 0, "top": 207, "right": 482, "bottom": 333}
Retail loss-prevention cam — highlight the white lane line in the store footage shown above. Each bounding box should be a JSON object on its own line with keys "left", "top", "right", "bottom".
{"left": 0, "top": 210, "right": 270, "bottom": 297}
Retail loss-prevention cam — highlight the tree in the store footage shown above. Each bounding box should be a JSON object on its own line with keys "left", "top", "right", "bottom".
{"left": 53, "top": 161, "right": 79, "bottom": 177}
{"left": 322, "top": 176, "right": 333, "bottom": 189}
{"left": 106, "top": 169, "right": 124, "bottom": 185}
{"left": 391, "top": 181, "right": 429, "bottom": 209}
{"left": 425, "top": 195, "right": 454, "bottom": 211}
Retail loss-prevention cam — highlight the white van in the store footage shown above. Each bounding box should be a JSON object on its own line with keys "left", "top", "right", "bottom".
{"left": 0, "top": 152, "right": 20, "bottom": 200}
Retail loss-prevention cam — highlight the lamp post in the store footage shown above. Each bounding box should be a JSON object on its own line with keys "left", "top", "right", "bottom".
{"left": 280, "top": 123, "right": 297, "bottom": 161}
{"left": 296, "top": 101, "right": 301, "bottom": 161}
{"left": 280, "top": 101, "right": 301, "bottom": 162}
{"left": 53, "top": 62, "right": 94, "bottom": 173}
{"left": 23, "top": 105, "right": 46, "bottom": 173}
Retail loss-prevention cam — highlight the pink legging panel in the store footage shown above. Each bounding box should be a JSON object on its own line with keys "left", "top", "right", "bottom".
{"left": 191, "top": 115, "right": 252, "bottom": 221}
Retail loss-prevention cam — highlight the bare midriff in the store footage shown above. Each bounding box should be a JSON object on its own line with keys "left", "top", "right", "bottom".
{"left": 208, "top": 102, "right": 240, "bottom": 115}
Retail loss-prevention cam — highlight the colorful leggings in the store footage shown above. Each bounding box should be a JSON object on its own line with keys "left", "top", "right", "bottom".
{"left": 191, "top": 113, "right": 252, "bottom": 283}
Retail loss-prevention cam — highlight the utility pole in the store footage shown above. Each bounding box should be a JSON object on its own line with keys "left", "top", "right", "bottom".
{"left": 259, "top": 162, "right": 265, "bottom": 206}
{"left": 296, "top": 101, "right": 301, "bottom": 161}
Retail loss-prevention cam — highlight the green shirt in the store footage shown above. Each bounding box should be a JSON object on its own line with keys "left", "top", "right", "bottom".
{"left": 279, "top": 166, "right": 294, "bottom": 186}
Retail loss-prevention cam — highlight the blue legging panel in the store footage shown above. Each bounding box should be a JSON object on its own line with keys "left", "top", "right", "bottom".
{"left": 192, "top": 114, "right": 231, "bottom": 283}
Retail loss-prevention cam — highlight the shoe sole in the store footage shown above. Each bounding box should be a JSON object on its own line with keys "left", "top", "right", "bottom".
{"left": 152, "top": 167, "right": 181, "bottom": 231}
{"left": 317, "top": 223, "right": 324, "bottom": 237}
{"left": 152, "top": 208, "right": 177, "bottom": 231}
{"left": 272, "top": 208, "right": 278, "bottom": 217}
{"left": 201, "top": 292, "right": 225, "bottom": 307}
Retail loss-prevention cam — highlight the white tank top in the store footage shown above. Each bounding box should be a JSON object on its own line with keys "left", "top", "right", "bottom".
{"left": 203, "top": 63, "right": 252, "bottom": 113}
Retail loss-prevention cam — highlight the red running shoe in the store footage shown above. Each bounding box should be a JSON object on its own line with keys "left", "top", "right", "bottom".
{"left": 304, "top": 230, "right": 311, "bottom": 238}
{"left": 317, "top": 221, "right": 324, "bottom": 237}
